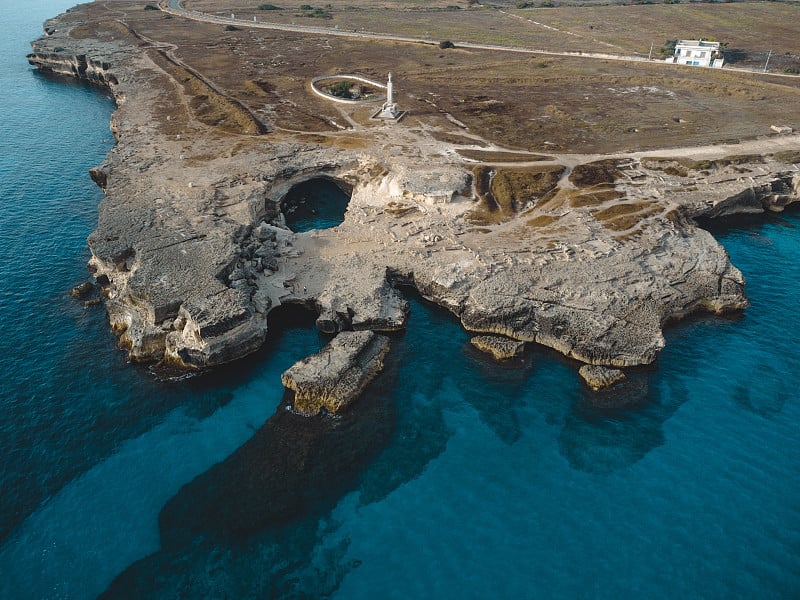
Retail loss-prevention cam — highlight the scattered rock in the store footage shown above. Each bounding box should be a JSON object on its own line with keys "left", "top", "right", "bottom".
{"left": 470, "top": 334, "right": 525, "bottom": 360}
{"left": 69, "top": 281, "right": 95, "bottom": 299}
{"left": 579, "top": 365, "right": 626, "bottom": 391}
{"left": 771, "top": 125, "right": 794, "bottom": 134}
{"left": 281, "top": 330, "right": 390, "bottom": 415}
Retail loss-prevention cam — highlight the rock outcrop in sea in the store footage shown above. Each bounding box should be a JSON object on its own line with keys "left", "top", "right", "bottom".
{"left": 470, "top": 335, "right": 526, "bottom": 360}
{"left": 579, "top": 365, "right": 627, "bottom": 391}
{"left": 27, "top": 5, "right": 800, "bottom": 401}
{"left": 282, "top": 331, "right": 391, "bottom": 415}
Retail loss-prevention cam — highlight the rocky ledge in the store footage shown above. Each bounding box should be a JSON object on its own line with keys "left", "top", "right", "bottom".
{"left": 470, "top": 335, "right": 526, "bottom": 361}
{"left": 27, "top": 5, "right": 800, "bottom": 397}
{"left": 281, "top": 331, "right": 391, "bottom": 415}
{"left": 579, "top": 365, "right": 627, "bottom": 391}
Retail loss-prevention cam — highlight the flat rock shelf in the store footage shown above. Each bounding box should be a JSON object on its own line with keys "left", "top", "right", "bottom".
{"left": 281, "top": 330, "right": 391, "bottom": 415}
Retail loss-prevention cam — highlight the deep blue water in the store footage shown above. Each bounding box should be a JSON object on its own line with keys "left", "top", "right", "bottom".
{"left": 1, "top": 2, "right": 799, "bottom": 598}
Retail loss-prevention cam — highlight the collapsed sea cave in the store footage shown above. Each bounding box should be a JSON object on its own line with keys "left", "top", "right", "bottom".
{"left": 280, "top": 177, "right": 352, "bottom": 233}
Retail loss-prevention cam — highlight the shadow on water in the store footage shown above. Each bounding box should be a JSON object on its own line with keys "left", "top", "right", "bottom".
{"left": 154, "top": 387, "right": 395, "bottom": 549}
{"left": 102, "top": 305, "right": 397, "bottom": 597}
{"left": 102, "top": 513, "right": 361, "bottom": 599}
{"left": 545, "top": 339, "right": 695, "bottom": 475}
{"left": 355, "top": 333, "right": 451, "bottom": 507}
{"left": 557, "top": 368, "right": 674, "bottom": 475}
{"left": 458, "top": 343, "right": 535, "bottom": 445}
{"left": 101, "top": 281, "right": 749, "bottom": 593}
{"left": 100, "top": 294, "right": 472, "bottom": 597}
{"left": 102, "top": 390, "right": 395, "bottom": 599}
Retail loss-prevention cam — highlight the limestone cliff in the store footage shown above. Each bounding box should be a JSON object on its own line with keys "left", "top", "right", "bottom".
{"left": 28, "top": 4, "right": 800, "bottom": 385}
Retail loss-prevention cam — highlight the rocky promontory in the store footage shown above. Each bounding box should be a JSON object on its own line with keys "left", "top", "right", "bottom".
{"left": 470, "top": 335, "right": 526, "bottom": 360}
{"left": 28, "top": 3, "right": 800, "bottom": 397}
{"left": 282, "top": 330, "right": 391, "bottom": 415}
{"left": 579, "top": 365, "right": 627, "bottom": 391}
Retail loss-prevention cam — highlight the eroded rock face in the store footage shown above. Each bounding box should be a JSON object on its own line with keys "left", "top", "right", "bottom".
{"left": 470, "top": 335, "right": 526, "bottom": 360}
{"left": 281, "top": 331, "right": 391, "bottom": 415}
{"left": 579, "top": 365, "right": 627, "bottom": 391}
{"left": 28, "top": 5, "right": 800, "bottom": 378}
{"left": 69, "top": 281, "right": 95, "bottom": 299}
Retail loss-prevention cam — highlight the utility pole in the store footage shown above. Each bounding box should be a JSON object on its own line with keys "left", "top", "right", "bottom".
{"left": 763, "top": 50, "right": 772, "bottom": 73}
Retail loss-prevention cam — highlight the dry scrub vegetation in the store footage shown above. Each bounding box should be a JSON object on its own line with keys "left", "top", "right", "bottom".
{"left": 185, "top": 2, "right": 800, "bottom": 59}
{"left": 468, "top": 165, "right": 565, "bottom": 224}
{"left": 77, "top": 1, "right": 800, "bottom": 154}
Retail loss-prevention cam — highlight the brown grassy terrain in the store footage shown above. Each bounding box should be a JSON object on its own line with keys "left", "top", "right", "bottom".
{"left": 73, "top": 2, "right": 800, "bottom": 154}
{"left": 592, "top": 200, "right": 661, "bottom": 232}
{"left": 512, "top": 3, "right": 800, "bottom": 57}
{"left": 187, "top": 1, "right": 800, "bottom": 60}
{"left": 569, "top": 159, "right": 628, "bottom": 186}
{"left": 468, "top": 165, "right": 564, "bottom": 224}
{"left": 771, "top": 150, "right": 800, "bottom": 164}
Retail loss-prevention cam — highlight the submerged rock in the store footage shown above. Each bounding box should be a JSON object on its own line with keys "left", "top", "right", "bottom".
{"left": 470, "top": 334, "right": 526, "bottom": 360}
{"left": 579, "top": 365, "right": 626, "bottom": 391}
{"left": 282, "top": 330, "right": 390, "bottom": 415}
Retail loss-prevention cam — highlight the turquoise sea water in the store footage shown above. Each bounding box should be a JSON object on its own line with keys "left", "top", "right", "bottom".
{"left": 1, "top": 2, "right": 799, "bottom": 598}
{"left": 283, "top": 178, "right": 350, "bottom": 232}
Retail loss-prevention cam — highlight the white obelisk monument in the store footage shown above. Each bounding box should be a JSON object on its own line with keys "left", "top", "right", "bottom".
{"left": 377, "top": 72, "right": 400, "bottom": 120}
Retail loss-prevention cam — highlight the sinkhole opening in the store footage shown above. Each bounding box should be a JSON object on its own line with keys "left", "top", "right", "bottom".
{"left": 281, "top": 177, "right": 351, "bottom": 233}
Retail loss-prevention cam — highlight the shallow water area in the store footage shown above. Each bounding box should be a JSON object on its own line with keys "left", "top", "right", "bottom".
{"left": 1, "top": 2, "right": 799, "bottom": 598}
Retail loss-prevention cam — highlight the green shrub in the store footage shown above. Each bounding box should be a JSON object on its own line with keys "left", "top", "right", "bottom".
{"left": 659, "top": 39, "right": 677, "bottom": 58}
{"left": 258, "top": 3, "right": 282, "bottom": 9}
{"left": 328, "top": 80, "right": 353, "bottom": 98}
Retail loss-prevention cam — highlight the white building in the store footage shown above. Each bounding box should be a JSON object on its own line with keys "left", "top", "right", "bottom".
{"left": 666, "top": 40, "right": 724, "bottom": 68}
